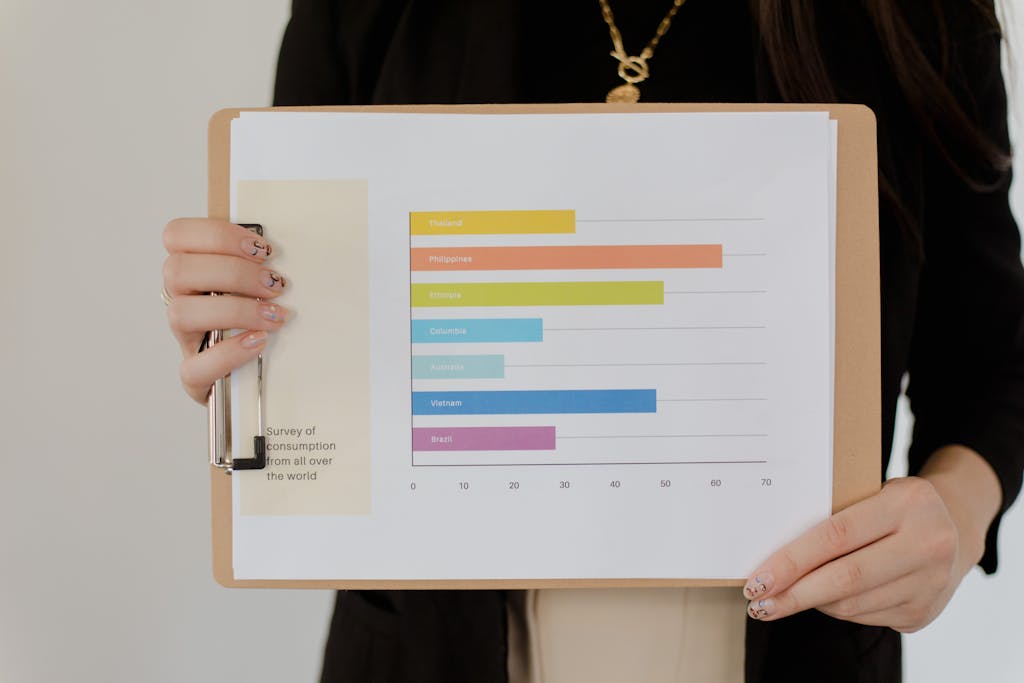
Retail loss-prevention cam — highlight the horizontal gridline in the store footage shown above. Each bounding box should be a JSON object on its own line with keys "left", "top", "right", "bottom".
{"left": 555, "top": 434, "right": 768, "bottom": 439}
{"left": 504, "top": 362, "right": 766, "bottom": 367}
{"left": 542, "top": 325, "right": 766, "bottom": 331}
{"left": 410, "top": 460, "right": 771, "bottom": 467}
{"left": 575, "top": 218, "right": 766, "bottom": 223}
{"left": 663, "top": 290, "right": 767, "bottom": 294}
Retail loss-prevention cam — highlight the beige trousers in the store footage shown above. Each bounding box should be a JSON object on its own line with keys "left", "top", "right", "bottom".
{"left": 507, "top": 588, "right": 747, "bottom": 683}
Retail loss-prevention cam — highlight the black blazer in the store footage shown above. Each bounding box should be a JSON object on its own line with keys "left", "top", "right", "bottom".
{"left": 272, "top": 1, "right": 1024, "bottom": 681}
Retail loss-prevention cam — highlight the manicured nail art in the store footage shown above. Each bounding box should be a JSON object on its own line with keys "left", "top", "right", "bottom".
{"left": 243, "top": 236, "right": 272, "bottom": 259}
{"left": 747, "top": 599, "right": 774, "bottom": 619}
{"left": 260, "top": 303, "right": 287, "bottom": 323}
{"left": 743, "top": 573, "right": 774, "bottom": 599}
{"left": 260, "top": 269, "right": 287, "bottom": 290}
{"left": 241, "top": 331, "right": 267, "bottom": 349}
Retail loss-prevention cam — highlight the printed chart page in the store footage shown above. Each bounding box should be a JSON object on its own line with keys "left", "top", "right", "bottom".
{"left": 227, "top": 111, "right": 835, "bottom": 581}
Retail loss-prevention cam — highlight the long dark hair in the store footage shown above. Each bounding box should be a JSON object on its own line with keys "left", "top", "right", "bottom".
{"left": 754, "top": 0, "right": 1011, "bottom": 197}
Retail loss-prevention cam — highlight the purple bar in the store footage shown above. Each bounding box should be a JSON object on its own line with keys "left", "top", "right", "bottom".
{"left": 412, "top": 426, "right": 556, "bottom": 452}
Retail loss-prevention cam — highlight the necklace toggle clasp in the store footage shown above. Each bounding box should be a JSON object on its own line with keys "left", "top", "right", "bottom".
{"left": 610, "top": 51, "right": 650, "bottom": 85}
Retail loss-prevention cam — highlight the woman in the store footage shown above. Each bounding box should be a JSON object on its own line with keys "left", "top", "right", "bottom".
{"left": 162, "top": 1, "right": 1024, "bottom": 681}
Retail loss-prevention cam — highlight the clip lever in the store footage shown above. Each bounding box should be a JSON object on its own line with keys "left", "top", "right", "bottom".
{"left": 233, "top": 351, "right": 267, "bottom": 471}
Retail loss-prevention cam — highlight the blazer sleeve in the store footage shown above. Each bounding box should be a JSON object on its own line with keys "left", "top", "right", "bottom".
{"left": 905, "top": 13, "right": 1024, "bottom": 573}
{"left": 273, "top": 0, "right": 413, "bottom": 106}
{"left": 273, "top": 0, "right": 349, "bottom": 105}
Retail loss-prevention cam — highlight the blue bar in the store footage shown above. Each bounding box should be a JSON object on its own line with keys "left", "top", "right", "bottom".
{"left": 412, "top": 389, "right": 657, "bottom": 415}
{"left": 411, "top": 318, "right": 543, "bottom": 343}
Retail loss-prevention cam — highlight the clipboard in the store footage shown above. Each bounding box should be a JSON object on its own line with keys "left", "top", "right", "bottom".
{"left": 208, "top": 103, "right": 880, "bottom": 589}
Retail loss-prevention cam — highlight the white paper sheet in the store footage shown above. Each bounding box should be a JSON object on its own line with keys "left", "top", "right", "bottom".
{"left": 227, "top": 111, "right": 835, "bottom": 581}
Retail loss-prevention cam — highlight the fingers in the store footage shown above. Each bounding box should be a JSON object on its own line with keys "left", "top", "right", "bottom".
{"left": 817, "top": 570, "right": 945, "bottom": 634}
{"left": 163, "top": 218, "right": 291, "bottom": 405}
{"left": 163, "top": 253, "right": 289, "bottom": 299}
{"left": 817, "top": 572, "right": 925, "bottom": 627}
{"left": 163, "top": 218, "right": 273, "bottom": 262}
{"left": 167, "top": 294, "right": 290, "bottom": 358}
{"left": 742, "top": 491, "right": 899, "bottom": 602}
{"left": 743, "top": 477, "right": 962, "bottom": 631}
{"left": 180, "top": 330, "right": 268, "bottom": 404}
{"left": 745, "top": 533, "right": 913, "bottom": 622}
{"left": 167, "top": 295, "right": 290, "bottom": 340}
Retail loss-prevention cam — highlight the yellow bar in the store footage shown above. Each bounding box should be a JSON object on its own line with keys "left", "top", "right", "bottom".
{"left": 410, "top": 281, "right": 664, "bottom": 307}
{"left": 410, "top": 210, "right": 576, "bottom": 235}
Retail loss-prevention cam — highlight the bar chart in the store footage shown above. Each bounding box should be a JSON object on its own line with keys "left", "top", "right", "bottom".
{"left": 229, "top": 109, "right": 839, "bottom": 582}
{"left": 410, "top": 209, "right": 768, "bottom": 468}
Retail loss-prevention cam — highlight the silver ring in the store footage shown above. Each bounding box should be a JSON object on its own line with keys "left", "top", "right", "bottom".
{"left": 161, "top": 286, "right": 174, "bottom": 307}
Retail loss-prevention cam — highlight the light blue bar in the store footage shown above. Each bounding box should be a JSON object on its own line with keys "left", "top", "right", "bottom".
{"left": 412, "top": 389, "right": 657, "bottom": 415}
{"left": 410, "top": 318, "right": 543, "bottom": 343}
{"left": 412, "top": 355, "right": 505, "bottom": 379}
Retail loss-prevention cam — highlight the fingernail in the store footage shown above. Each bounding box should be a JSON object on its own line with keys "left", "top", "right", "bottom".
{"left": 242, "top": 237, "right": 272, "bottom": 260}
{"left": 260, "top": 303, "right": 288, "bottom": 323}
{"left": 747, "top": 598, "right": 775, "bottom": 620}
{"left": 743, "top": 573, "right": 774, "bottom": 599}
{"left": 241, "top": 331, "right": 267, "bottom": 349}
{"left": 260, "top": 269, "right": 287, "bottom": 290}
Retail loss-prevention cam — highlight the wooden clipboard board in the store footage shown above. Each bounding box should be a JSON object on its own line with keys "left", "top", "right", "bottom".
{"left": 208, "top": 103, "right": 880, "bottom": 589}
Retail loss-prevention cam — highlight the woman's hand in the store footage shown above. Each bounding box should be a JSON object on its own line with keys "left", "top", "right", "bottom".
{"left": 162, "top": 218, "right": 291, "bottom": 404}
{"left": 743, "top": 446, "right": 1001, "bottom": 633}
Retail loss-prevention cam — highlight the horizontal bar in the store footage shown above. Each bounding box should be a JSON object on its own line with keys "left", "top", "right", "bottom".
{"left": 412, "top": 355, "right": 505, "bottom": 379}
{"left": 410, "top": 210, "right": 575, "bottom": 235}
{"left": 412, "top": 389, "right": 657, "bottom": 415}
{"left": 411, "top": 281, "right": 664, "bottom": 307}
{"left": 412, "top": 426, "right": 556, "bottom": 451}
{"left": 410, "top": 245, "right": 723, "bottom": 271}
{"left": 410, "top": 318, "right": 543, "bottom": 343}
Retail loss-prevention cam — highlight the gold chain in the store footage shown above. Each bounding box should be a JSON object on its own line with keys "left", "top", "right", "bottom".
{"left": 598, "top": 0, "right": 687, "bottom": 103}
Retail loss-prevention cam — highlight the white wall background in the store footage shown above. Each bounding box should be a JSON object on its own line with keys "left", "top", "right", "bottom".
{"left": 1, "top": 2, "right": 1021, "bottom": 681}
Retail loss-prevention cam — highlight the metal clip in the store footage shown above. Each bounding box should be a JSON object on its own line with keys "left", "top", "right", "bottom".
{"left": 208, "top": 223, "right": 268, "bottom": 473}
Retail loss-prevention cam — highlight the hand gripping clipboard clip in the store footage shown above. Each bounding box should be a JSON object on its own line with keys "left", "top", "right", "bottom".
{"left": 205, "top": 222, "right": 268, "bottom": 474}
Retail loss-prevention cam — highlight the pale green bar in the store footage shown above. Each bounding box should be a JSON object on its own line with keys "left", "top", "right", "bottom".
{"left": 410, "top": 281, "right": 664, "bottom": 307}
{"left": 412, "top": 355, "right": 505, "bottom": 379}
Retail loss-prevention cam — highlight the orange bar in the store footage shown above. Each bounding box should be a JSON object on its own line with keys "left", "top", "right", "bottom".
{"left": 410, "top": 244, "right": 722, "bottom": 271}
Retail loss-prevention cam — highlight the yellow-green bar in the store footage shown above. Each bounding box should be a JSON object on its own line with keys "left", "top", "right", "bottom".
{"left": 410, "top": 210, "right": 575, "bottom": 235}
{"left": 410, "top": 281, "right": 664, "bottom": 307}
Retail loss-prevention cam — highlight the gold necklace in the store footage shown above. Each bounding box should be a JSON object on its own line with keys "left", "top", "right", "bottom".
{"left": 598, "top": 0, "right": 687, "bottom": 103}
